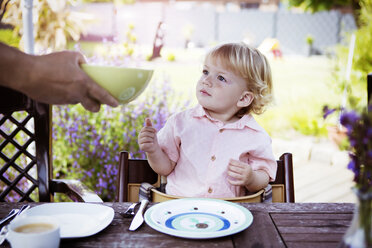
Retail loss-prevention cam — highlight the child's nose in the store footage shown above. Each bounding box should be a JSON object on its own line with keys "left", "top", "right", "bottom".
{"left": 202, "top": 76, "right": 213, "bottom": 87}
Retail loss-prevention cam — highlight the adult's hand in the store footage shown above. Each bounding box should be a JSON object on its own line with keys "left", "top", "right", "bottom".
{"left": 27, "top": 50, "right": 119, "bottom": 112}
{"left": 0, "top": 42, "right": 119, "bottom": 112}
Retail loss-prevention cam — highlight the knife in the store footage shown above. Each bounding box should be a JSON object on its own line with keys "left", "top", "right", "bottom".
{"left": 129, "top": 199, "right": 149, "bottom": 231}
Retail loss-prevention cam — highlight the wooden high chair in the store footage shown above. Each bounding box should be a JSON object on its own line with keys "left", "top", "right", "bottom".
{"left": 116, "top": 151, "right": 295, "bottom": 203}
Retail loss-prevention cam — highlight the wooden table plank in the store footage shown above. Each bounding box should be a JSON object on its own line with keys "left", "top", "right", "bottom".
{"left": 275, "top": 226, "right": 348, "bottom": 234}
{"left": 271, "top": 213, "right": 352, "bottom": 220}
{"left": 286, "top": 241, "right": 341, "bottom": 248}
{"left": 268, "top": 204, "right": 353, "bottom": 248}
{"left": 233, "top": 210, "right": 285, "bottom": 248}
{"left": 283, "top": 233, "right": 349, "bottom": 242}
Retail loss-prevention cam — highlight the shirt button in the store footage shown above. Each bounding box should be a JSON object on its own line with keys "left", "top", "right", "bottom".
{"left": 211, "top": 155, "right": 216, "bottom": 161}
{"left": 219, "top": 129, "right": 224, "bottom": 133}
{"left": 208, "top": 187, "right": 213, "bottom": 193}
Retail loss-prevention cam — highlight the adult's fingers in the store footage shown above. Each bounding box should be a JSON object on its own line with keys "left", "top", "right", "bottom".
{"left": 80, "top": 97, "right": 101, "bottom": 112}
{"left": 87, "top": 83, "right": 119, "bottom": 107}
{"left": 74, "top": 51, "right": 87, "bottom": 65}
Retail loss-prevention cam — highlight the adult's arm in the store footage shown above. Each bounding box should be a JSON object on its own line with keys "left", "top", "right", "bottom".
{"left": 0, "top": 42, "right": 118, "bottom": 112}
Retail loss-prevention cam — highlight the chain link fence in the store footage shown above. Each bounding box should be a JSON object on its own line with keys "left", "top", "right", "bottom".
{"left": 80, "top": 3, "right": 357, "bottom": 56}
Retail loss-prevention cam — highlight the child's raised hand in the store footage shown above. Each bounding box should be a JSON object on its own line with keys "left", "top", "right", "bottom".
{"left": 227, "top": 159, "right": 253, "bottom": 186}
{"left": 138, "top": 118, "right": 159, "bottom": 154}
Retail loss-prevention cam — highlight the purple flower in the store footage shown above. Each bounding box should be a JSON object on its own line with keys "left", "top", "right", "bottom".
{"left": 322, "top": 106, "right": 336, "bottom": 119}
{"left": 367, "top": 151, "right": 372, "bottom": 159}
{"left": 367, "top": 128, "right": 372, "bottom": 138}
{"left": 347, "top": 160, "right": 356, "bottom": 172}
{"left": 349, "top": 138, "right": 357, "bottom": 147}
{"left": 340, "top": 111, "right": 360, "bottom": 128}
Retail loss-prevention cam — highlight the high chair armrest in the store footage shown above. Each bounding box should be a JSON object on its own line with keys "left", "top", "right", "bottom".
{"left": 50, "top": 179, "right": 103, "bottom": 203}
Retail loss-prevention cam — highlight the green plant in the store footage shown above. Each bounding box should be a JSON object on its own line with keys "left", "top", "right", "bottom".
{"left": 3, "top": 0, "right": 89, "bottom": 51}
{"left": 330, "top": 0, "right": 372, "bottom": 112}
{"left": 0, "top": 28, "right": 20, "bottom": 47}
{"left": 166, "top": 53, "right": 176, "bottom": 62}
{"left": 306, "top": 34, "right": 314, "bottom": 46}
{"left": 289, "top": 109, "right": 328, "bottom": 136}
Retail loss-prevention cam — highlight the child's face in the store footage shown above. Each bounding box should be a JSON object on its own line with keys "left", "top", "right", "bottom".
{"left": 196, "top": 58, "right": 253, "bottom": 120}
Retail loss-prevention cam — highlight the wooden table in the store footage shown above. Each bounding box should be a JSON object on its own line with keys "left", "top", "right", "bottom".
{"left": 0, "top": 202, "right": 354, "bottom": 248}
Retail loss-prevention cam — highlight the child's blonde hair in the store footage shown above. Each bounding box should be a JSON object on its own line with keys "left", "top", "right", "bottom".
{"left": 205, "top": 42, "right": 273, "bottom": 115}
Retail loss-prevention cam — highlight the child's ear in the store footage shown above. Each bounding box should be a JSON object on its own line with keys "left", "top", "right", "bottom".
{"left": 237, "top": 91, "right": 254, "bottom": 107}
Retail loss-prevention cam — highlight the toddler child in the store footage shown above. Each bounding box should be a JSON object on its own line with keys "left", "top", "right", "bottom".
{"left": 138, "top": 42, "right": 277, "bottom": 198}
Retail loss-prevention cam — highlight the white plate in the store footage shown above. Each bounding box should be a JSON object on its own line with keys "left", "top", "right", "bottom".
{"left": 144, "top": 198, "right": 253, "bottom": 239}
{"left": 23, "top": 203, "right": 114, "bottom": 238}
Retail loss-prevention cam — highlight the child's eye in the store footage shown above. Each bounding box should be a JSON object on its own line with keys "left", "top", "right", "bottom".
{"left": 217, "top": 75, "right": 226, "bottom": 82}
{"left": 202, "top": 69, "right": 208, "bottom": 75}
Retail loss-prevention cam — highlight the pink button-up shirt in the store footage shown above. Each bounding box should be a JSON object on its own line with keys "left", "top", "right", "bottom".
{"left": 157, "top": 105, "right": 277, "bottom": 198}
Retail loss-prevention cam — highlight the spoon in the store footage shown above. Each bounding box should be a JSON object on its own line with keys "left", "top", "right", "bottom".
{"left": 0, "top": 209, "right": 19, "bottom": 227}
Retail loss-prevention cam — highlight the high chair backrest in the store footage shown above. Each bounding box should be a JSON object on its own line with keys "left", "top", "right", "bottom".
{"left": 116, "top": 151, "right": 295, "bottom": 203}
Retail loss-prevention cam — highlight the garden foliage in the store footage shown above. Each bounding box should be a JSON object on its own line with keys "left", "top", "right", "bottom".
{"left": 331, "top": 0, "right": 372, "bottom": 111}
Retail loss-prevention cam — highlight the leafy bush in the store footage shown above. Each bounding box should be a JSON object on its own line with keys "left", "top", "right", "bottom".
{"left": 289, "top": 110, "right": 328, "bottom": 136}
{"left": 330, "top": 0, "right": 372, "bottom": 111}
{"left": 0, "top": 29, "right": 20, "bottom": 48}
{"left": 52, "top": 81, "right": 190, "bottom": 201}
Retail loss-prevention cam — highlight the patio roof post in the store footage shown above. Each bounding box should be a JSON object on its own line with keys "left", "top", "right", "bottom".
{"left": 22, "top": 0, "right": 34, "bottom": 54}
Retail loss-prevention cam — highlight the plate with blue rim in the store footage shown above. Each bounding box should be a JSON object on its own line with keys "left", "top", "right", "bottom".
{"left": 144, "top": 198, "right": 253, "bottom": 239}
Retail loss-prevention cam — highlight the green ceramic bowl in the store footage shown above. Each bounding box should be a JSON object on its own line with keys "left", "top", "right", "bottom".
{"left": 81, "top": 64, "right": 153, "bottom": 104}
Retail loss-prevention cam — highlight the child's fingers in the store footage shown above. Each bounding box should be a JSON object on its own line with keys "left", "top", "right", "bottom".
{"left": 228, "top": 159, "right": 245, "bottom": 170}
{"left": 139, "top": 128, "right": 156, "bottom": 137}
{"left": 227, "top": 178, "right": 243, "bottom": 186}
{"left": 228, "top": 160, "right": 244, "bottom": 173}
{"left": 139, "top": 126, "right": 156, "bottom": 136}
{"left": 228, "top": 163, "right": 243, "bottom": 173}
{"left": 229, "top": 158, "right": 239, "bottom": 165}
{"left": 139, "top": 135, "right": 154, "bottom": 143}
{"left": 227, "top": 169, "right": 243, "bottom": 180}
{"left": 145, "top": 118, "right": 153, "bottom": 127}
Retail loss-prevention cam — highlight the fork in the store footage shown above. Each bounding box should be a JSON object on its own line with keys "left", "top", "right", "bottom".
{"left": 120, "top": 202, "right": 140, "bottom": 218}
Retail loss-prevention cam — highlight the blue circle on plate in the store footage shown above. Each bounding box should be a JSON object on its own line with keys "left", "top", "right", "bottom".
{"left": 165, "top": 212, "right": 230, "bottom": 232}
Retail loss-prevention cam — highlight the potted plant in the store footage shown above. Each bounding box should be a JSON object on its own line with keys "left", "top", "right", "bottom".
{"left": 305, "top": 34, "right": 314, "bottom": 56}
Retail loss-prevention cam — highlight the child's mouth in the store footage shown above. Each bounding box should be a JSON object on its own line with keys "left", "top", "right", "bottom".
{"left": 200, "top": 89, "right": 211, "bottom": 96}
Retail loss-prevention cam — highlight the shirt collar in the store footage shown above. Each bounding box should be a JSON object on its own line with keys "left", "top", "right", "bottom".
{"left": 191, "top": 104, "right": 263, "bottom": 131}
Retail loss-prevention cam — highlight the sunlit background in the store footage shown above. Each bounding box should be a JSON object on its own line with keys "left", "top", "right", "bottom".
{"left": 1, "top": 0, "right": 371, "bottom": 202}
